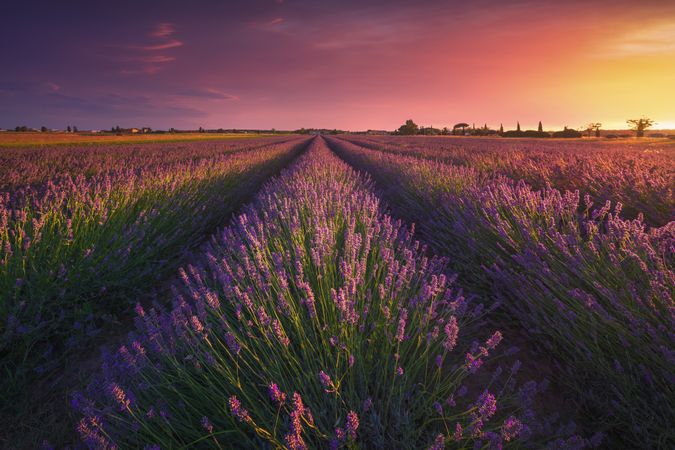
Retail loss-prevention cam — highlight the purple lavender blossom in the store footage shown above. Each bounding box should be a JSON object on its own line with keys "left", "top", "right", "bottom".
{"left": 224, "top": 332, "right": 241, "bottom": 355}
{"left": 268, "top": 382, "right": 286, "bottom": 405}
{"left": 485, "top": 331, "right": 502, "bottom": 350}
{"left": 454, "top": 422, "right": 463, "bottom": 441}
{"left": 319, "top": 371, "right": 333, "bottom": 392}
{"left": 345, "top": 411, "right": 359, "bottom": 440}
{"left": 475, "top": 390, "right": 497, "bottom": 421}
{"left": 201, "top": 416, "right": 214, "bottom": 434}
{"left": 429, "top": 434, "right": 445, "bottom": 450}
{"left": 228, "top": 395, "right": 251, "bottom": 423}
{"left": 107, "top": 383, "right": 131, "bottom": 411}
{"left": 285, "top": 393, "right": 307, "bottom": 450}
{"left": 443, "top": 316, "right": 459, "bottom": 351}
{"left": 396, "top": 308, "right": 408, "bottom": 342}
{"left": 501, "top": 416, "right": 522, "bottom": 442}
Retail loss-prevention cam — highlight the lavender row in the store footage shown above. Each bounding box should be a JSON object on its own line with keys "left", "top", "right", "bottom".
{"left": 0, "top": 137, "right": 309, "bottom": 421}
{"left": 0, "top": 135, "right": 296, "bottom": 191}
{"left": 74, "top": 137, "right": 539, "bottom": 449}
{"left": 326, "top": 136, "right": 675, "bottom": 448}
{"left": 338, "top": 135, "right": 674, "bottom": 226}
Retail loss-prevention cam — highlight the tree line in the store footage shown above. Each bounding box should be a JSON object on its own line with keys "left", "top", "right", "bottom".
{"left": 396, "top": 118, "right": 658, "bottom": 138}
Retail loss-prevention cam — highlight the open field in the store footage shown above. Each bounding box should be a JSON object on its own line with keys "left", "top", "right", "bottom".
{"left": 0, "top": 132, "right": 277, "bottom": 148}
{"left": 1, "top": 135, "right": 673, "bottom": 449}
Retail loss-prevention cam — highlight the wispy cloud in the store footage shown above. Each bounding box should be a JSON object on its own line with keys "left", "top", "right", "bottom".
{"left": 150, "top": 23, "right": 176, "bottom": 39}
{"left": 174, "top": 88, "right": 239, "bottom": 101}
{"left": 606, "top": 21, "right": 675, "bottom": 56}
{"left": 251, "top": 16, "right": 290, "bottom": 33}
{"left": 46, "top": 82, "right": 61, "bottom": 92}
{"left": 118, "top": 22, "right": 182, "bottom": 75}
{"left": 136, "top": 40, "right": 184, "bottom": 51}
{"left": 119, "top": 66, "right": 163, "bottom": 75}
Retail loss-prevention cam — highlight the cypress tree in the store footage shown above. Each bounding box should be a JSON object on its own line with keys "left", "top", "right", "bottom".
{"left": 538, "top": 121, "right": 543, "bottom": 132}
{"left": 517, "top": 122, "right": 521, "bottom": 132}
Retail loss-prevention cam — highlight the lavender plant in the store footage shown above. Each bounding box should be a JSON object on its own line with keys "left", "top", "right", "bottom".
{"left": 74, "top": 138, "right": 527, "bottom": 449}
{"left": 0, "top": 137, "right": 309, "bottom": 420}
{"left": 326, "top": 136, "right": 674, "bottom": 448}
{"left": 339, "top": 135, "right": 674, "bottom": 226}
{"left": 0, "top": 135, "right": 295, "bottom": 191}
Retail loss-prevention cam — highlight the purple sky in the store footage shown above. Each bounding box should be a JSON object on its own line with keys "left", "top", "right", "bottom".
{"left": 1, "top": 0, "right": 674, "bottom": 130}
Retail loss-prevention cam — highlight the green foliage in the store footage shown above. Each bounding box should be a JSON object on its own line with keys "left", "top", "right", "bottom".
{"left": 397, "top": 119, "right": 419, "bottom": 135}
{"left": 551, "top": 127, "right": 582, "bottom": 138}
{"left": 627, "top": 118, "right": 656, "bottom": 138}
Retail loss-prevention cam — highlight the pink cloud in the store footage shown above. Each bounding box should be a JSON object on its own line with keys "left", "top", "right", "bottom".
{"left": 175, "top": 88, "right": 239, "bottom": 101}
{"left": 116, "top": 23, "right": 182, "bottom": 75}
{"left": 138, "top": 55, "right": 175, "bottom": 63}
{"left": 119, "top": 66, "right": 162, "bottom": 76}
{"left": 150, "top": 23, "right": 176, "bottom": 39}
{"left": 139, "top": 39, "right": 184, "bottom": 51}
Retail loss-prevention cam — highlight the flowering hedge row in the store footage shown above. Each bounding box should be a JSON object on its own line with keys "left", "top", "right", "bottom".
{"left": 1, "top": 137, "right": 309, "bottom": 420}
{"left": 74, "top": 137, "right": 528, "bottom": 449}
{"left": 338, "top": 134, "right": 675, "bottom": 226}
{"left": 326, "top": 136, "right": 674, "bottom": 448}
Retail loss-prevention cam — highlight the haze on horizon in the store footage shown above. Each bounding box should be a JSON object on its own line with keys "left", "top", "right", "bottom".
{"left": 1, "top": 0, "right": 674, "bottom": 131}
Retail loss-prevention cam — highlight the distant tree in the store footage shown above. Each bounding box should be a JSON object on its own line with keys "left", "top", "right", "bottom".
{"left": 15, "top": 125, "right": 28, "bottom": 132}
{"left": 73, "top": 126, "right": 78, "bottom": 133}
{"left": 441, "top": 126, "right": 449, "bottom": 135}
{"left": 499, "top": 123, "right": 504, "bottom": 134}
{"left": 452, "top": 123, "right": 469, "bottom": 135}
{"left": 585, "top": 123, "right": 602, "bottom": 138}
{"left": 552, "top": 126, "right": 582, "bottom": 138}
{"left": 627, "top": 118, "right": 655, "bottom": 138}
{"left": 516, "top": 122, "right": 521, "bottom": 132}
{"left": 198, "top": 126, "right": 204, "bottom": 133}
{"left": 67, "top": 125, "right": 72, "bottom": 132}
{"left": 398, "top": 119, "right": 419, "bottom": 135}
{"left": 538, "top": 121, "right": 543, "bottom": 132}
{"left": 40, "top": 126, "right": 48, "bottom": 132}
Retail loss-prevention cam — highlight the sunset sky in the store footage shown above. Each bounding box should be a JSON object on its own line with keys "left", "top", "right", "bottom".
{"left": 1, "top": 0, "right": 674, "bottom": 131}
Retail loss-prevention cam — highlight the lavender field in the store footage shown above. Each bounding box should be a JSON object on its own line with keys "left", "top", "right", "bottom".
{"left": 1, "top": 135, "right": 673, "bottom": 449}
